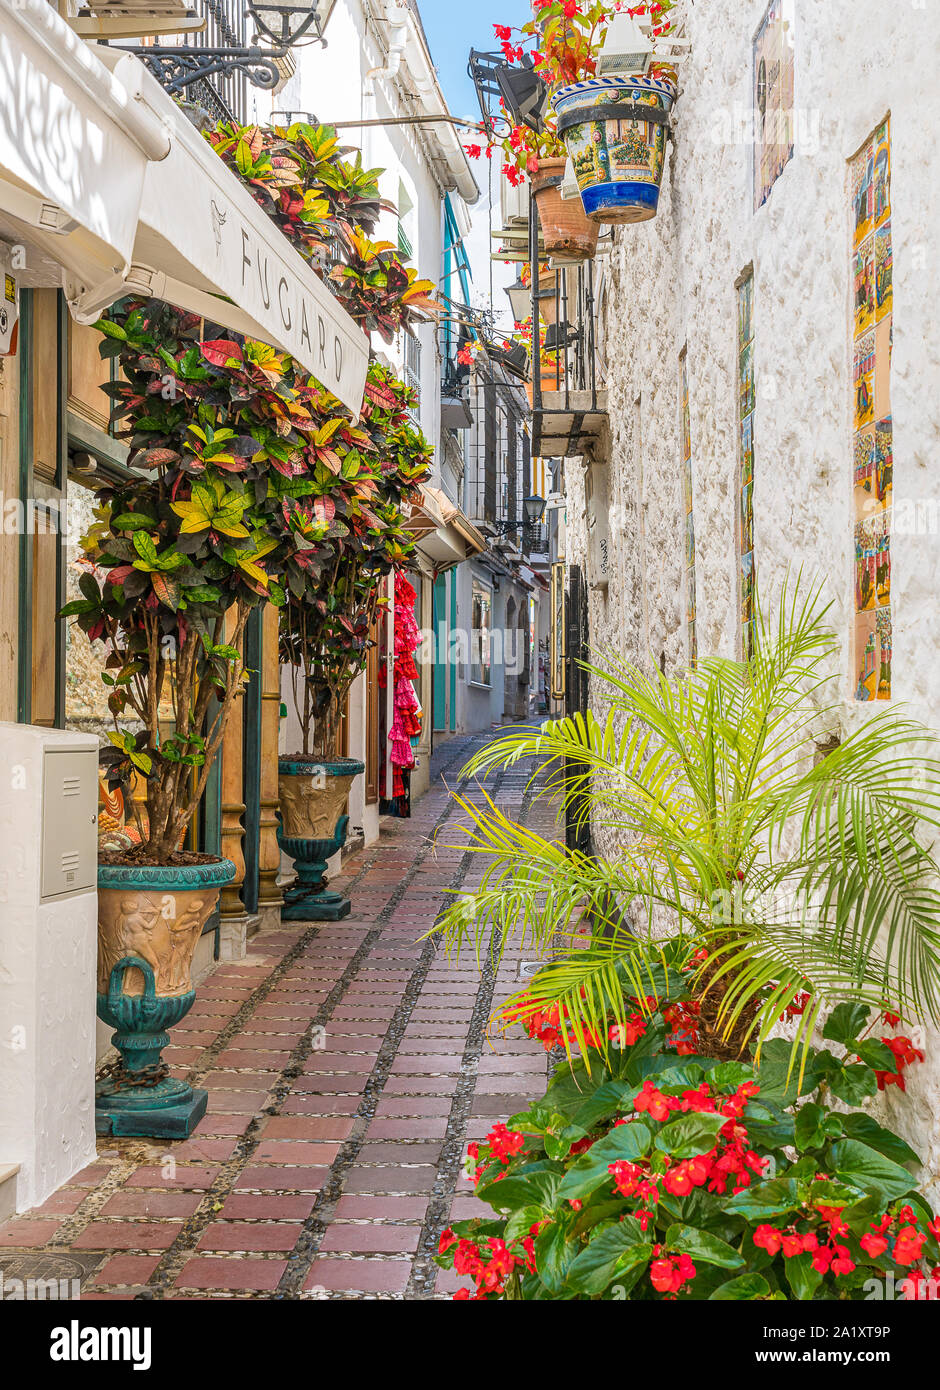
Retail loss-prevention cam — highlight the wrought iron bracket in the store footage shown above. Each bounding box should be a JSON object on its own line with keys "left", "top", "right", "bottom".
{"left": 125, "top": 44, "right": 288, "bottom": 94}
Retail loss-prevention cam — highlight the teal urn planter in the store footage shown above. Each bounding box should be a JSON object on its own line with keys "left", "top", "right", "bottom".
{"left": 553, "top": 75, "right": 677, "bottom": 225}
{"left": 95, "top": 858, "right": 235, "bottom": 1138}
{"left": 277, "top": 757, "right": 364, "bottom": 921}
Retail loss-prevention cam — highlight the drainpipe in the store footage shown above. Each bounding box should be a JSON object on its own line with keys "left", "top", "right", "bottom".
{"left": 364, "top": 1, "right": 409, "bottom": 92}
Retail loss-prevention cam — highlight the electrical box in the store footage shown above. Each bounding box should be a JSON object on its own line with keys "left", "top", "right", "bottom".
{"left": 40, "top": 748, "right": 98, "bottom": 901}
{"left": 584, "top": 462, "right": 611, "bottom": 591}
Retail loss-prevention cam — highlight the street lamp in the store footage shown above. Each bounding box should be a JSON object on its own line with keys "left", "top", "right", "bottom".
{"left": 248, "top": 0, "right": 337, "bottom": 47}
{"left": 490, "top": 494, "right": 547, "bottom": 534}
{"left": 506, "top": 276, "right": 530, "bottom": 326}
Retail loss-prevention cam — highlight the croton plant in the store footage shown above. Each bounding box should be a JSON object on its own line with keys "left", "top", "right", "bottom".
{"left": 60, "top": 120, "right": 436, "bottom": 861}
{"left": 437, "top": 941, "right": 937, "bottom": 1301}
{"left": 279, "top": 363, "right": 433, "bottom": 760}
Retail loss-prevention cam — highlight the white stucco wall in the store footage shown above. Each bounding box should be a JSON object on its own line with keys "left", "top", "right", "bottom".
{"left": 563, "top": 0, "right": 940, "bottom": 1194}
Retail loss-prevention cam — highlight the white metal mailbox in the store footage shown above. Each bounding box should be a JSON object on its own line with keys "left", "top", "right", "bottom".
{"left": 40, "top": 747, "right": 98, "bottom": 901}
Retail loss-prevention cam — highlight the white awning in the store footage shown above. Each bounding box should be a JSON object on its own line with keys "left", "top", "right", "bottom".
{"left": 405, "top": 484, "right": 486, "bottom": 572}
{"left": 76, "top": 49, "right": 369, "bottom": 415}
{"left": 0, "top": 0, "right": 168, "bottom": 282}
{"left": 0, "top": 6, "right": 369, "bottom": 415}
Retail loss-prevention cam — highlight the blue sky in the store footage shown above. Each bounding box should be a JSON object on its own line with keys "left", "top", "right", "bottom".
{"left": 418, "top": 0, "right": 532, "bottom": 328}
{"left": 418, "top": 0, "right": 532, "bottom": 121}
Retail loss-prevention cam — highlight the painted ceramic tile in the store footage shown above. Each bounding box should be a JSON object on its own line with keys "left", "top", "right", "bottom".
{"left": 873, "top": 122, "right": 891, "bottom": 229}
{"left": 854, "top": 610, "right": 878, "bottom": 702}
{"left": 852, "top": 142, "right": 874, "bottom": 248}
{"left": 741, "top": 549, "right": 755, "bottom": 625}
{"left": 740, "top": 413, "right": 754, "bottom": 487}
{"left": 875, "top": 221, "right": 893, "bottom": 321}
{"left": 874, "top": 315, "right": 892, "bottom": 418}
{"left": 737, "top": 276, "right": 754, "bottom": 345}
{"left": 876, "top": 606, "right": 892, "bottom": 699}
{"left": 853, "top": 427, "right": 875, "bottom": 500}
{"left": 854, "top": 237, "right": 875, "bottom": 336}
{"left": 875, "top": 415, "right": 893, "bottom": 503}
{"left": 855, "top": 521, "right": 876, "bottom": 612}
{"left": 853, "top": 330, "right": 875, "bottom": 430}
{"left": 739, "top": 343, "right": 755, "bottom": 416}
{"left": 876, "top": 527, "right": 891, "bottom": 606}
{"left": 740, "top": 481, "right": 754, "bottom": 554}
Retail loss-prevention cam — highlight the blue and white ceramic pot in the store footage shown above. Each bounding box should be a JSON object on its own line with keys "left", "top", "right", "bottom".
{"left": 277, "top": 756, "right": 365, "bottom": 921}
{"left": 95, "top": 857, "right": 235, "bottom": 1137}
{"left": 552, "top": 75, "right": 678, "bottom": 225}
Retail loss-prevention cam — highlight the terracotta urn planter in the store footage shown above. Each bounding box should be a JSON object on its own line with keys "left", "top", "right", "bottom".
{"left": 95, "top": 857, "right": 235, "bottom": 1137}
{"left": 530, "top": 158, "right": 600, "bottom": 262}
{"left": 553, "top": 75, "right": 677, "bottom": 225}
{"left": 277, "top": 756, "right": 364, "bottom": 920}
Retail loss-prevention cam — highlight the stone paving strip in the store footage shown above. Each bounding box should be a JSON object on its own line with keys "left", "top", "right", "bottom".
{"left": 0, "top": 733, "right": 552, "bottom": 1300}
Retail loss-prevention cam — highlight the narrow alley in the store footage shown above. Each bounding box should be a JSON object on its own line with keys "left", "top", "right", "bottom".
{"left": 0, "top": 734, "right": 552, "bottom": 1300}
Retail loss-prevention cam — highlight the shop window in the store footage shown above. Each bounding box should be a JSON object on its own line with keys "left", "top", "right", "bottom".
{"left": 736, "top": 271, "right": 756, "bottom": 659}
{"left": 470, "top": 579, "right": 492, "bottom": 686}
{"left": 679, "top": 347, "right": 697, "bottom": 667}
{"left": 851, "top": 117, "right": 892, "bottom": 701}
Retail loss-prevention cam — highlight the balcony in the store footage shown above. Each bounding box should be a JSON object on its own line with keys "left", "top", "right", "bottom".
{"left": 528, "top": 204, "right": 610, "bottom": 463}
{"left": 441, "top": 356, "right": 472, "bottom": 431}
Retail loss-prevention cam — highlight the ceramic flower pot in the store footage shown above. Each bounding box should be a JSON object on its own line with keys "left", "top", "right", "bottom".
{"left": 553, "top": 75, "right": 677, "bottom": 225}
{"left": 95, "top": 857, "right": 235, "bottom": 1138}
{"left": 277, "top": 757, "right": 364, "bottom": 921}
{"left": 530, "top": 158, "right": 600, "bottom": 262}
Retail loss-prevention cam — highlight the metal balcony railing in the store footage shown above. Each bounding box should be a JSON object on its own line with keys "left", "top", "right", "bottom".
{"left": 529, "top": 200, "right": 610, "bottom": 462}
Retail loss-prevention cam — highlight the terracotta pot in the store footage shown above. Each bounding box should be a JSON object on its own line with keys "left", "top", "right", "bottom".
{"left": 553, "top": 75, "right": 677, "bottom": 225}
{"left": 530, "top": 158, "right": 599, "bottom": 262}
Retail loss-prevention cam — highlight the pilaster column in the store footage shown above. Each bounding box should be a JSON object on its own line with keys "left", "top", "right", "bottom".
{"left": 219, "top": 610, "right": 246, "bottom": 917}
{"left": 257, "top": 601, "right": 283, "bottom": 914}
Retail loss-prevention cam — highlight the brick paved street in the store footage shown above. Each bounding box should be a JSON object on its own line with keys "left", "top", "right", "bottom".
{"left": 0, "top": 732, "right": 551, "bottom": 1300}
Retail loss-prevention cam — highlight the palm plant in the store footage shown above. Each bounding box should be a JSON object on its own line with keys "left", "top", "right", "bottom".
{"left": 433, "top": 579, "right": 940, "bottom": 1070}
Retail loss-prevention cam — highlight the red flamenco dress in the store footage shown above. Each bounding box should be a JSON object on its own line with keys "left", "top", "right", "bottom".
{"left": 382, "top": 570, "right": 423, "bottom": 817}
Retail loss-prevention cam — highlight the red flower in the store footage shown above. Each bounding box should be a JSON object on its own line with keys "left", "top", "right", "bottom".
{"left": 753, "top": 1224, "right": 782, "bottom": 1256}
{"left": 439, "top": 1226, "right": 457, "bottom": 1254}
{"left": 486, "top": 1122, "right": 525, "bottom": 1164}
{"left": 894, "top": 1225, "right": 926, "bottom": 1266}
{"left": 830, "top": 1244, "right": 856, "bottom": 1276}
{"left": 493, "top": 23, "right": 512, "bottom": 40}
{"left": 860, "top": 1232, "right": 889, "bottom": 1258}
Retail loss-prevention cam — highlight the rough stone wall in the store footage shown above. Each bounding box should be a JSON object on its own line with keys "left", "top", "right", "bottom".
{"left": 564, "top": 0, "right": 940, "bottom": 1192}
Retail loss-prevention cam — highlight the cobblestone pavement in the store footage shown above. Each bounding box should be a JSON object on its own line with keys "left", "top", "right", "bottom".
{"left": 0, "top": 731, "right": 553, "bottom": 1300}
